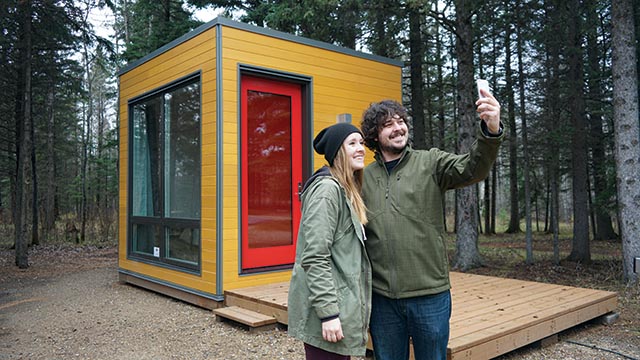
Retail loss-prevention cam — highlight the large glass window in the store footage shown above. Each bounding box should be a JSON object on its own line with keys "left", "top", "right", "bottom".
{"left": 129, "top": 75, "right": 201, "bottom": 271}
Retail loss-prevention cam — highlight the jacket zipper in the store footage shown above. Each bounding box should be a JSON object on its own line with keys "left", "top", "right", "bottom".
{"left": 384, "top": 167, "right": 398, "bottom": 296}
{"left": 378, "top": 151, "right": 408, "bottom": 298}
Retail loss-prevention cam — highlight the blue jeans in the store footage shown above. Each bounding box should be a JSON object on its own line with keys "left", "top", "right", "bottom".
{"left": 370, "top": 290, "right": 451, "bottom": 360}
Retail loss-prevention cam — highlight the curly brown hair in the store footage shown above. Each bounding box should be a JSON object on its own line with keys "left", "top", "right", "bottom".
{"left": 359, "top": 100, "right": 411, "bottom": 151}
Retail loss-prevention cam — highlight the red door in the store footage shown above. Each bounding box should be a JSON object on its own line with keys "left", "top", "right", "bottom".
{"left": 240, "top": 76, "right": 302, "bottom": 271}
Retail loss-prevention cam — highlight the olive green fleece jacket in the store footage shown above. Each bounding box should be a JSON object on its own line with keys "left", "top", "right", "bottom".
{"left": 287, "top": 169, "right": 372, "bottom": 356}
{"left": 362, "top": 124, "right": 503, "bottom": 299}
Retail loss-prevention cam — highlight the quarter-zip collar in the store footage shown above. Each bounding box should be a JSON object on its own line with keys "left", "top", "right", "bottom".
{"left": 374, "top": 145, "right": 412, "bottom": 175}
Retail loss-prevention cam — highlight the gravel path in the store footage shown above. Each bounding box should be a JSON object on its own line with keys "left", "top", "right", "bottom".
{"left": 1, "top": 246, "right": 305, "bottom": 360}
{"left": 1, "top": 245, "right": 638, "bottom": 360}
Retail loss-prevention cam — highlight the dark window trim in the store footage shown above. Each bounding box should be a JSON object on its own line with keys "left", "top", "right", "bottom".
{"left": 127, "top": 71, "right": 202, "bottom": 274}
{"left": 236, "top": 65, "right": 313, "bottom": 275}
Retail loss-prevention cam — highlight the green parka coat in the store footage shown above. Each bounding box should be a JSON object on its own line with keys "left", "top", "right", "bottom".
{"left": 363, "top": 125, "right": 503, "bottom": 299}
{"left": 287, "top": 167, "right": 372, "bottom": 356}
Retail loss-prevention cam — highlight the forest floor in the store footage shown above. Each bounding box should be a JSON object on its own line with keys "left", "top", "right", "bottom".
{"left": 0, "top": 233, "right": 639, "bottom": 360}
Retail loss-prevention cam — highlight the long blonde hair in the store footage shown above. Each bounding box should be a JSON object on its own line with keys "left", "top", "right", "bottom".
{"left": 329, "top": 146, "right": 368, "bottom": 225}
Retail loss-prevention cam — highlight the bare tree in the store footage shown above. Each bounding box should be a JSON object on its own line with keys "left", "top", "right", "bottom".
{"left": 585, "top": 0, "right": 617, "bottom": 241}
{"left": 504, "top": 0, "right": 521, "bottom": 234}
{"left": 566, "top": 0, "right": 591, "bottom": 263}
{"left": 30, "top": 88, "right": 38, "bottom": 247}
{"left": 80, "top": 44, "right": 93, "bottom": 244}
{"left": 434, "top": 1, "right": 446, "bottom": 152}
{"left": 44, "top": 84, "right": 56, "bottom": 237}
{"left": 408, "top": 1, "right": 427, "bottom": 149}
{"left": 15, "top": 0, "right": 32, "bottom": 269}
{"left": 542, "top": 0, "right": 564, "bottom": 265}
{"left": 453, "top": 0, "right": 482, "bottom": 270}
{"left": 515, "top": 0, "right": 532, "bottom": 263}
{"left": 611, "top": 0, "right": 639, "bottom": 284}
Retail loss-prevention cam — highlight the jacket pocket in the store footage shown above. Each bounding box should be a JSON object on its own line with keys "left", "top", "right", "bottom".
{"left": 336, "top": 276, "right": 363, "bottom": 337}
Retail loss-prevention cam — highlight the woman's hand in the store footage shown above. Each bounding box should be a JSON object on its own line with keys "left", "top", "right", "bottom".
{"left": 322, "top": 318, "right": 344, "bottom": 343}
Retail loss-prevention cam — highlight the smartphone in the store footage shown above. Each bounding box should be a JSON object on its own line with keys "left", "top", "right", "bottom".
{"left": 477, "top": 79, "right": 490, "bottom": 99}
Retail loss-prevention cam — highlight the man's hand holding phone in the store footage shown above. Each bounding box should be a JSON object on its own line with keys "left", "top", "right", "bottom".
{"left": 475, "top": 79, "right": 501, "bottom": 134}
{"left": 477, "top": 79, "right": 490, "bottom": 99}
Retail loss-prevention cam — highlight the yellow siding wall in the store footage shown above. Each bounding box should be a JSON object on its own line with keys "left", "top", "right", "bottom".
{"left": 118, "top": 27, "right": 218, "bottom": 295}
{"left": 220, "top": 26, "right": 402, "bottom": 290}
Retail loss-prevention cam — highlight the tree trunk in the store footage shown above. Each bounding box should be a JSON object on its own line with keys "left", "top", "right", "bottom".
{"left": 516, "top": 0, "right": 532, "bottom": 263}
{"left": 80, "top": 44, "right": 94, "bottom": 244}
{"left": 477, "top": 15, "right": 492, "bottom": 236}
{"left": 585, "top": 0, "right": 617, "bottom": 241}
{"left": 408, "top": 3, "right": 426, "bottom": 149}
{"left": 11, "top": 25, "right": 25, "bottom": 250}
{"left": 566, "top": 0, "right": 591, "bottom": 263}
{"left": 123, "top": 0, "right": 130, "bottom": 45}
{"left": 551, "top": 160, "right": 560, "bottom": 265}
{"left": 587, "top": 176, "right": 597, "bottom": 238}
{"left": 484, "top": 170, "right": 492, "bottom": 234}
{"left": 453, "top": 0, "right": 482, "bottom": 271}
{"left": 544, "top": 176, "right": 549, "bottom": 233}
{"left": 370, "top": 1, "right": 390, "bottom": 57}
{"left": 97, "top": 91, "right": 105, "bottom": 225}
{"left": 491, "top": 164, "right": 497, "bottom": 234}
{"left": 544, "top": 0, "right": 563, "bottom": 264}
{"left": 336, "top": 0, "right": 360, "bottom": 49}
{"left": 435, "top": 13, "right": 446, "bottom": 151}
{"left": 611, "top": 0, "right": 639, "bottom": 284}
{"left": 504, "top": 0, "right": 520, "bottom": 234}
{"left": 15, "top": 0, "right": 32, "bottom": 269}
{"left": 489, "top": 20, "right": 500, "bottom": 235}
{"left": 30, "top": 91, "right": 38, "bottom": 246}
{"left": 476, "top": 184, "right": 483, "bottom": 234}
{"left": 44, "top": 84, "right": 56, "bottom": 235}
{"left": 425, "top": 69, "right": 434, "bottom": 148}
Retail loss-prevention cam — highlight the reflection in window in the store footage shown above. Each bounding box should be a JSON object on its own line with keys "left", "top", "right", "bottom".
{"left": 132, "top": 98, "right": 162, "bottom": 217}
{"left": 164, "top": 84, "right": 201, "bottom": 219}
{"left": 246, "top": 91, "right": 293, "bottom": 249}
{"left": 133, "top": 224, "right": 161, "bottom": 256}
{"left": 129, "top": 76, "right": 201, "bottom": 271}
{"left": 166, "top": 227, "right": 200, "bottom": 265}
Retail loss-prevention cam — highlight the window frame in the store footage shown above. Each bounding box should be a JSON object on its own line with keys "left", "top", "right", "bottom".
{"left": 127, "top": 72, "right": 202, "bottom": 274}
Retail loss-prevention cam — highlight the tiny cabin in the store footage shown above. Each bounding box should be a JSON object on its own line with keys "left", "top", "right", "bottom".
{"left": 117, "top": 17, "right": 402, "bottom": 308}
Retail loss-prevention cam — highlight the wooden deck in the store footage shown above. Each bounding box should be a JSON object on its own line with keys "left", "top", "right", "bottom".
{"left": 222, "top": 272, "right": 617, "bottom": 360}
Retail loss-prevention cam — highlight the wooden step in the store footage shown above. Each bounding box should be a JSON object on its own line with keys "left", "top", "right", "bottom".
{"left": 213, "top": 306, "right": 277, "bottom": 329}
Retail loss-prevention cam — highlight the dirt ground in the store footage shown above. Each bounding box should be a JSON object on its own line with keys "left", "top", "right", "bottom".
{"left": 1, "top": 243, "right": 639, "bottom": 360}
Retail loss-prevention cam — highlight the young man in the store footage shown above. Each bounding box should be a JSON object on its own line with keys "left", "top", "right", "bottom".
{"left": 359, "top": 90, "right": 503, "bottom": 360}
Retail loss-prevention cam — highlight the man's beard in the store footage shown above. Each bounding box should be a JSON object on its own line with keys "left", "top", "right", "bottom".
{"left": 379, "top": 132, "right": 407, "bottom": 154}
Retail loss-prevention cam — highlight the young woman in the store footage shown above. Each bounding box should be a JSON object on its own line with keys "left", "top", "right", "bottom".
{"left": 287, "top": 123, "right": 371, "bottom": 359}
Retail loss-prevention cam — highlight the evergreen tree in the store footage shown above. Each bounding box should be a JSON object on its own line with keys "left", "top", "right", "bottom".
{"left": 121, "top": 0, "right": 202, "bottom": 62}
{"left": 453, "top": 0, "right": 483, "bottom": 270}
{"left": 566, "top": 0, "right": 591, "bottom": 263}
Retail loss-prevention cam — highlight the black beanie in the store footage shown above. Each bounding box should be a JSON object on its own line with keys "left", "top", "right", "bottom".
{"left": 313, "top": 123, "right": 362, "bottom": 166}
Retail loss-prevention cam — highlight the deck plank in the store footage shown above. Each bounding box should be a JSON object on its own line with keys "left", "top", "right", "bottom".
{"left": 450, "top": 292, "right": 617, "bottom": 349}
{"left": 451, "top": 286, "right": 592, "bottom": 329}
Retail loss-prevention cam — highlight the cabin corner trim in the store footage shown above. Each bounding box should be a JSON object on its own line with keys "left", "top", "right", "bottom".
{"left": 215, "top": 23, "right": 224, "bottom": 297}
